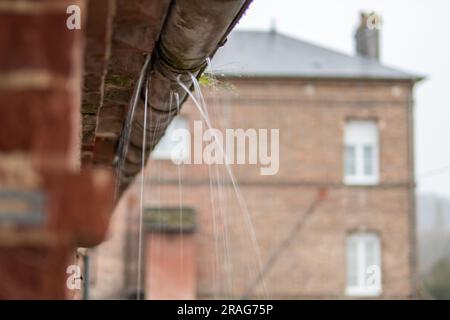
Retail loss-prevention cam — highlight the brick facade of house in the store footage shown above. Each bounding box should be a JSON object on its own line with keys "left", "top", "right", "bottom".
{"left": 90, "top": 77, "right": 417, "bottom": 299}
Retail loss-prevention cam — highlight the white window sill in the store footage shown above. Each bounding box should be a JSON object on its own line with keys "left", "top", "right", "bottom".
{"left": 345, "top": 287, "right": 382, "bottom": 298}
{"left": 344, "top": 177, "right": 379, "bottom": 186}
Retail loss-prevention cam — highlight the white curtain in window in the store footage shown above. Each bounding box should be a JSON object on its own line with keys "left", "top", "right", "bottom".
{"left": 344, "top": 121, "right": 379, "bottom": 185}
{"left": 346, "top": 232, "right": 382, "bottom": 297}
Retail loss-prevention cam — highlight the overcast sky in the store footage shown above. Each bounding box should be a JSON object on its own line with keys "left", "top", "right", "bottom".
{"left": 235, "top": 0, "right": 450, "bottom": 198}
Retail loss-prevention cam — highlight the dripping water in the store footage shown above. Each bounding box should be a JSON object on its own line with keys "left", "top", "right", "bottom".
{"left": 136, "top": 77, "right": 149, "bottom": 299}
{"left": 114, "top": 55, "right": 151, "bottom": 199}
{"left": 177, "top": 72, "right": 268, "bottom": 297}
{"left": 204, "top": 58, "right": 234, "bottom": 295}
{"left": 174, "top": 92, "right": 185, "bottom": 273}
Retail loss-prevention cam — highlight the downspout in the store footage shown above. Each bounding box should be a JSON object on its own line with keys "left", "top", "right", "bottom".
{"left": 116, "top": 0, "right": 252, "bottom": 194}
{"left": 407, "top": 81, "right": 418, "bottom": 298}
{"left": 83, "top": 253, "right": 90, "bottom": 300}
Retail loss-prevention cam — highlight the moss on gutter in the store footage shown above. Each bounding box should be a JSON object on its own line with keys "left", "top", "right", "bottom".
{"left": 81, "top": 103, "right": 98, "bottom": 115}
{"left": 104, "top": 74, "right": 135, "bottom": 88}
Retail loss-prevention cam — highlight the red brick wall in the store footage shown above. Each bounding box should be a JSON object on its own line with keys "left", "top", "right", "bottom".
{"left": 0, "top": 0, "right": 116, "bottom": 299}
{"left": 0, "top": 0, "right": 84, "bottom": 171}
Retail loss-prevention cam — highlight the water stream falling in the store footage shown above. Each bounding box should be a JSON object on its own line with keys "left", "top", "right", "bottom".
{"left": 174, "top": 92, "right": 185, "bottom": 274}
{"left": 136, "top": 78, "right": 149, "bottom": 299}
{"left": 137, "top": 79, "right": 166, "bottom": 299}
{"left": 114, "top": 55, "right": 268, "bottom": 299}
{"left": 177, "top": 72, "right": 268, "bottom": 297}
{"left": 114, "top": 55, "right": 151, "bottom": 199}
{"left": 203, "top": 59, "right": 234, "bottom": 295}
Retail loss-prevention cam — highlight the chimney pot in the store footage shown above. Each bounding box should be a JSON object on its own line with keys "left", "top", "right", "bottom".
{"left": 355, "top": 12, "right": 381, "bottom": 60}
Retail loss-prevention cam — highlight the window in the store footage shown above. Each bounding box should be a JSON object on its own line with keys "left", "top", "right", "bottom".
{"left": 344, "top": 121, "right": 379, "bottom": 185}
{"left": 151, "top": 116, "right": 190, "bottom": 162}
{"left": 346, "top": 232, "right": 382, "bottom": 297}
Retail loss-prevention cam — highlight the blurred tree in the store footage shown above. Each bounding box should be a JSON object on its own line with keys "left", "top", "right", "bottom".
{"left": 423, "top": 258, "right": 450, "bottom": 299}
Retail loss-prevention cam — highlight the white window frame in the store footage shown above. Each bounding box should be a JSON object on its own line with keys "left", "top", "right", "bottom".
{"left": 345, "top": 232, "right": 382, "bottom": 297}
{"left": 343, "top": 120, "right": 379, "bottom": 185}
{"left": 151, "top": 116, "right": 190, "bottom": 162}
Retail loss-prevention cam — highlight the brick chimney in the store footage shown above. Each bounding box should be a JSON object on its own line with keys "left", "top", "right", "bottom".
{"left": 355, "top": 12, "right": 381, "bottom": 60}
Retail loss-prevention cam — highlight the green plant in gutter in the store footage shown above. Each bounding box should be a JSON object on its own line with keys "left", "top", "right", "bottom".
{"left": 199, "top": 72, "right": 236, "bottom": 94}
{"left": 199, "top": 73, "right": 217, "bottom": 87}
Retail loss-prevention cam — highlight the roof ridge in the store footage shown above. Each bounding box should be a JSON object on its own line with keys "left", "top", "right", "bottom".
{"left": 212, "top": 30, "right": 422, "bottom": 80}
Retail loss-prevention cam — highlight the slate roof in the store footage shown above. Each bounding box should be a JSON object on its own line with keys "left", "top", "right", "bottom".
{"left": 210, "top": 31, "right": 420, "bottom": 80}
